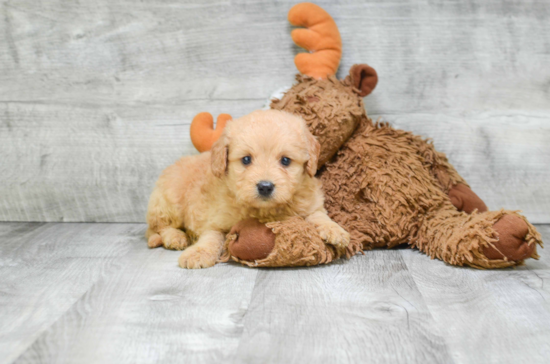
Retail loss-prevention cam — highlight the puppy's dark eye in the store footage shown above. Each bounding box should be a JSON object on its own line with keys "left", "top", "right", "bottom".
{"left": 242, "top": 156, "right": 252, "bottom": 165}
{"left": 280, "top": 157, "right": 291, "bottom": 166}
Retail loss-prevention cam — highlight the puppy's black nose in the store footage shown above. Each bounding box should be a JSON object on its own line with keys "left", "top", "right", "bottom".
{"left": 257, "top": 181, "right": 275, "bottom": 197}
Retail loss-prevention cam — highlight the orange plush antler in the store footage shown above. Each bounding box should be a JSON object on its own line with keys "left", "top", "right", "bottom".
{"left": 288, "top": 3, "right": 342, "bottom": 79}
{"left": 190, "top": 112, "right": 231, "bottom": 152}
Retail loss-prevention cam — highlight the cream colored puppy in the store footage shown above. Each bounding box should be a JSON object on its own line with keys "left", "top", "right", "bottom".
{"left": 146, "top": 109, "right": 350, "bottom": 268}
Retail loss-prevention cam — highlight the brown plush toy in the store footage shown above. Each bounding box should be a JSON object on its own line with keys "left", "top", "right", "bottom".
{"left": 192, "top": 2, "right": 543, "bottom": 269}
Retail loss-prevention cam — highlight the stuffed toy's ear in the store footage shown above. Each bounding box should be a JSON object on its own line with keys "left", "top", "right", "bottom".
{"left": 210, "top": 130, "right": 229, "bottom": 178}
{"left": 306, "top": 132, "right": 321, "bottom": 177}
{"left": 190, "top": 112, "right": 232, "bottom": 152}
{"left": 350, "top": 64, "right": 378, "bottom": 97}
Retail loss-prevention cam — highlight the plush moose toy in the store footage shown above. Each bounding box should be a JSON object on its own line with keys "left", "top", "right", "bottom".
{"left": 190, "top": 2, "right": 542, "bottom": 269}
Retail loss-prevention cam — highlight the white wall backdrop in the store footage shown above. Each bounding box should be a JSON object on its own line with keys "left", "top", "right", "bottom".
{"left": 1, "top": 0, "right": 549, "bottom": 223}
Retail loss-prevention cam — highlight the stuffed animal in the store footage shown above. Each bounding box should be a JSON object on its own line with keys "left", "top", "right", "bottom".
{"left": 191, "top": 2, "right": 543, "bottom": 269}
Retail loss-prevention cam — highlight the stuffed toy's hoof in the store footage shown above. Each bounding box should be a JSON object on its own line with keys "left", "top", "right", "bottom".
{"left": 483, "top": 215, "right": 537, "bottom": 261}
{"left": 448, "top": 183, "right": 488, "bottom": 214}
{"left": 227, "top": 218, "right": 276, "bottom": 261}
{"left": 221, "top": 217, "right": 362, "bottom": 267}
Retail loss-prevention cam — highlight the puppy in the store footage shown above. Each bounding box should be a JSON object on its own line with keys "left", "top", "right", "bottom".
{"left": 146, "top": 109, "right": 350, "bottom": 268}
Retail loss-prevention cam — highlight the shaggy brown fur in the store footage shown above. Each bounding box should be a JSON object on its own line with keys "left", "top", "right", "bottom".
{"left": 224, "top": 70, "right": 543, "bottom": 269}
{"left": 319, "top": 115, "right": 541, "bottom": 268}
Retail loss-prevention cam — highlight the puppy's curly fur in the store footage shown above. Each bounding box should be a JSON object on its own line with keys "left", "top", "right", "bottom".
{"left": 146, "top": 109, "right": 350, "bottom": 268}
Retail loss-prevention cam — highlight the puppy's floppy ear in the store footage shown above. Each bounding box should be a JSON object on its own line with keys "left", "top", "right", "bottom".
{"left": 211, "top": 132, "right": 229, "bottom": 178}
{"left": 305, "top": 131, "right": 321, "bottom": 177}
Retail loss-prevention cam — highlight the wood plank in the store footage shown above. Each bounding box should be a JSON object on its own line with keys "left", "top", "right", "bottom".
{"left": 401, "top": 225, "right": 550, "bottom": 364}
{"left": 233, "top": 251, "right": 452, "bottom": 364}
{"left": 0, "top": 222, "right": 144, "bottom": 363}
{"left": 9, "top": 227, "right": 258, "bottom": 364}
{"left": 1, "top": 0, "right": 549, "bottom": 223}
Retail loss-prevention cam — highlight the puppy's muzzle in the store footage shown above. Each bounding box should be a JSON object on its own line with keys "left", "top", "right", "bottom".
{"left": 257, "top": 181, "right": 275, "bottom": 198}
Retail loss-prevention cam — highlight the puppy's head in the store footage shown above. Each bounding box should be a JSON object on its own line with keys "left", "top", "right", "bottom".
{"left": 211, "top": 109, "right": 320, "bottom": 209}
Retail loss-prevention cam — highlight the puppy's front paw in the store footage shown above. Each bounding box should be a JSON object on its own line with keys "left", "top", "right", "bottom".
{"left": 178, "top": 247, "right": 218, "bottom": 269}
{"left": 315, "top": 222, "right": 350, "bottom": 249}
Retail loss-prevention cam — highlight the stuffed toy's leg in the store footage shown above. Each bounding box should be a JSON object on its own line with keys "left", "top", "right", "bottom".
{"left": 412, "top": 135, "right": 488, "bottom": 214}
{"left": 414, "top": 203, "right": 542, "bottom": 269}
{"left": 220, "top": 217, "right": 362, "bottom": 267}
{"left": 395, "top": 130, "right": 541, "bottom": 267}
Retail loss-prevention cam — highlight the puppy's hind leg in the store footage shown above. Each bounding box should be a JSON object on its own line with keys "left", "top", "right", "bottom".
{"left": 146, "top": 188, "right": 189, "bottom": 250}
{"left": 146, "top": 228, "right": 164, "bottom": 248}
{"left": 178, "top": 230, "right": 225, "bottom": 269}
{"left": 147, "top": 227, "right": 189, "bottom": 250}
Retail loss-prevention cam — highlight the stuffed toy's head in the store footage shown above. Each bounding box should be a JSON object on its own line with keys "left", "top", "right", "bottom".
{"left": 270, "top": 2, "right": 378, "bottom": 167}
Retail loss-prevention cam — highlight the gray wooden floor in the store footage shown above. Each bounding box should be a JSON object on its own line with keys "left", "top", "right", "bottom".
{"left": 0, "top": 222, "right": 548, "bottom": 364}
